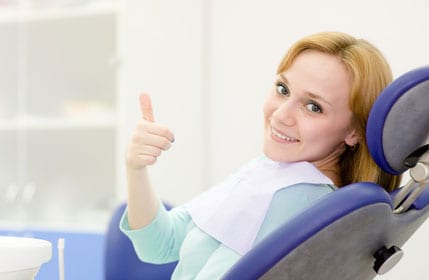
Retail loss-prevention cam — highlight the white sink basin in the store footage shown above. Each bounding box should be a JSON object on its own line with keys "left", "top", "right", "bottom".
{"left": 0, "top": 236, "right": 52, "bottom": 280}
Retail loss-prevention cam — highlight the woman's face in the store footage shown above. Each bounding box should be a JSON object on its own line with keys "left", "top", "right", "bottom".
{"left": 263, "top": 50, "right": 358, "bottom": 169}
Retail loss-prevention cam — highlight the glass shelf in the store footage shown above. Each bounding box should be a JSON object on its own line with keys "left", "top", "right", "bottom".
{"left": 0, "top": 115, "right": 118, "bottom": 130}
{"left": 0, "top": 1, "right": 119, "bottom": 23}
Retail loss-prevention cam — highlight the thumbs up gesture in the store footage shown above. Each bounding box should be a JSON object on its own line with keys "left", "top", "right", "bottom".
{"left": 126, "top": 93, "right": 175, "bottom": 169}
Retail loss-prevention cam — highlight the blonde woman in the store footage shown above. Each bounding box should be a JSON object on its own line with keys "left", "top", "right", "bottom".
{"left": 121, "top": 31, "right": 401, "bottom": 279}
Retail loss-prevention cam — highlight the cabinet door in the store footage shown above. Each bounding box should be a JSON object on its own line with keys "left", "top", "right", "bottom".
{"left": 25, "top": 12, "right": 117, "bottom": 118}
{"left": 26, "top": 128, "right": 117, "bottom": 227}
{"left": 0, "top": 18, "right": 20, "bottom": 221}
{"left": 0, "top": 21, "right": 19, "bottom": 119}
{"left": 0, "top": 6, "right": 119, "bottom": 230}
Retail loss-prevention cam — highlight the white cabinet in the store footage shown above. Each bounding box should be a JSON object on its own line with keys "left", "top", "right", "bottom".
{"left": 0, "top": 2, "right": 121, "bottom": 230}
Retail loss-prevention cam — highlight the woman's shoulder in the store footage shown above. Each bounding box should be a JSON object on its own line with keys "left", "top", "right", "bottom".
{"left": 273, "top": 182, "right": 337, "bottom": 202}
{"left": 254, "top": 183, "right": 336, "bottom": 245}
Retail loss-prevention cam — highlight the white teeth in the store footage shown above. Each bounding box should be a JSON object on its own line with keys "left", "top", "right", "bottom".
{"left": 271, "top": 128, "right": 298, "bottom": 142}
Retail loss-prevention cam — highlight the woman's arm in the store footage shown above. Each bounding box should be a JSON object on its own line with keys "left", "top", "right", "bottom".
{"left": 125, "top": 93, "right": 175, "bottom": 230}
{"left": 121, "top": 205, "right": 191, "bottom": 264}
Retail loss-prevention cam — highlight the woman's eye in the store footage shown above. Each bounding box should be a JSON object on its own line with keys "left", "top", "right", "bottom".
{"left": 276, "top": 83, "right": 290, "bottom": 96}
{"left": 305, "top": 101, "right": 322, "bottom": 113}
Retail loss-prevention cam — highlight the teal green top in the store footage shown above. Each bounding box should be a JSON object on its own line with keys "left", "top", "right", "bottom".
{"left": 120, "top": 183, "right": 336, "bottom": 279}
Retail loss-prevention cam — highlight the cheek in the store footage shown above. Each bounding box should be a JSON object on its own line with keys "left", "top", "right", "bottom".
{"left": 330, "top": 113, "right": 355, "bottom": 140}
{"left": 307, "top": 119, "right": 352, "bottom": 146}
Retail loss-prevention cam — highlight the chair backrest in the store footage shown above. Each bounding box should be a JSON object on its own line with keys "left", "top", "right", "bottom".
{"left": 104, "top": 203, "right": 177, "bottom": 280}
{"left": 222, "top": 183, "right": 429, "bottom": 280}
{"left": 222, "top": 66, "right": 429, "bottom": 280}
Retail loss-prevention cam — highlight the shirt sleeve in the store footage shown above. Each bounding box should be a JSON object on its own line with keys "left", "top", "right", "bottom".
{"left": 120, "top": 202, "right": 191, "bottom": 264}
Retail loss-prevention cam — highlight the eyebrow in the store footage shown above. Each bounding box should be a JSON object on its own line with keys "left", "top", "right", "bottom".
{"left": 278, "top": 73, "right": 333, "bottom": 107}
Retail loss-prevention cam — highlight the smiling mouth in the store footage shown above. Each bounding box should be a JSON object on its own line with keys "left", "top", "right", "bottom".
{"left": 271, "top": 128, "right": 299, "bottom": 142}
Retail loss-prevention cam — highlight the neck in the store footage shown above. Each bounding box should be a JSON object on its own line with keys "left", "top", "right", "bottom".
{"left": 312, "top": 153, "right": 343, "bottom": 187}
{"left": 320, "top": 167, "right": 342, "bottom": 186}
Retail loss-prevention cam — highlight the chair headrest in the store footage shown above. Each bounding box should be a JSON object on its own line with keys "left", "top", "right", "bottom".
{"left": 367, "top": 66, "right": 429, "bottom": 175}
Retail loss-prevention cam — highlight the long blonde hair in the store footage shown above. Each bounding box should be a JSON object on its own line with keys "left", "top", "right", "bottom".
{"left": 277, "top": 32, "right": 401, "bottom": 191}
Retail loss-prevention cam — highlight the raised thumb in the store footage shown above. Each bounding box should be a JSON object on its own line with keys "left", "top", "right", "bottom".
{"left": 139, "top": 93, "right": 155, "bottom": 122}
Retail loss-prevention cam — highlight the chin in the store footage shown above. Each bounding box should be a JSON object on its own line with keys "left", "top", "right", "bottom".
{"left": 263, "top": 141, "right": 303, "bottom": 163}
{"left": 263, "top": 145, "right": 284, "bottom": 162}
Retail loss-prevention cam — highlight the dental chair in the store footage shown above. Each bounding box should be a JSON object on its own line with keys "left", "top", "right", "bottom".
{"left": 222, "top": 65, "right": 429, "bottom": 280}
{"left": 104, "top": 66, "right": 429, "bottom": 280}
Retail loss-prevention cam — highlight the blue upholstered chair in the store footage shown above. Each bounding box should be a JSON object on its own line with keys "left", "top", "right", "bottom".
{"left": 105, "top": 66, "right": 429, "bottom": 280}
{"left": 104, "top": 203, "right": 177, "bottom": 280}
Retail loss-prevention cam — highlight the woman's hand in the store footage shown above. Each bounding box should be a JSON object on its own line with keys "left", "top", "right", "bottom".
{"left": 126, "top": 93, "right": 175, "bottom": 170}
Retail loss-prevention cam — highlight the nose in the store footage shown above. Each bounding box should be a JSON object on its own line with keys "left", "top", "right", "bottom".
{"left": 273, "top": 100, "right": 296, "bottom": 126}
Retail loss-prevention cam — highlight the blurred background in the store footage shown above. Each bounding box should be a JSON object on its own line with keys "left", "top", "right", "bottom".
{"left": 0, "top": 0, "right": 427, "bottom": 279}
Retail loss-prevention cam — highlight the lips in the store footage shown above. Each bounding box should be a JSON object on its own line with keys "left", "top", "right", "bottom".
{"left": 271, "top": 128, "right": 299, "bottom": 142}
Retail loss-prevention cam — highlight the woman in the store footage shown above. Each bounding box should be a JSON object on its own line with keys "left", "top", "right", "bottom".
{"left": 121, "top": 31, "right": 401, "bottom": 279}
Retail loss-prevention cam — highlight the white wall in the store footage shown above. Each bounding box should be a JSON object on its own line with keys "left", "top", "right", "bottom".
{"left": 119, "top": 0, "right": 207, "bottom": 205}
{"left": 207, "top": 0, "right": 429, "bottom": 182}
{"left": 120, "top": 0, "right": 429, "bottom": 278}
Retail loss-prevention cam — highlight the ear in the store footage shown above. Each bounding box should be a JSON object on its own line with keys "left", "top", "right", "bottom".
{"left": 344, "top": 129, "right": 360, "bottom": 147}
